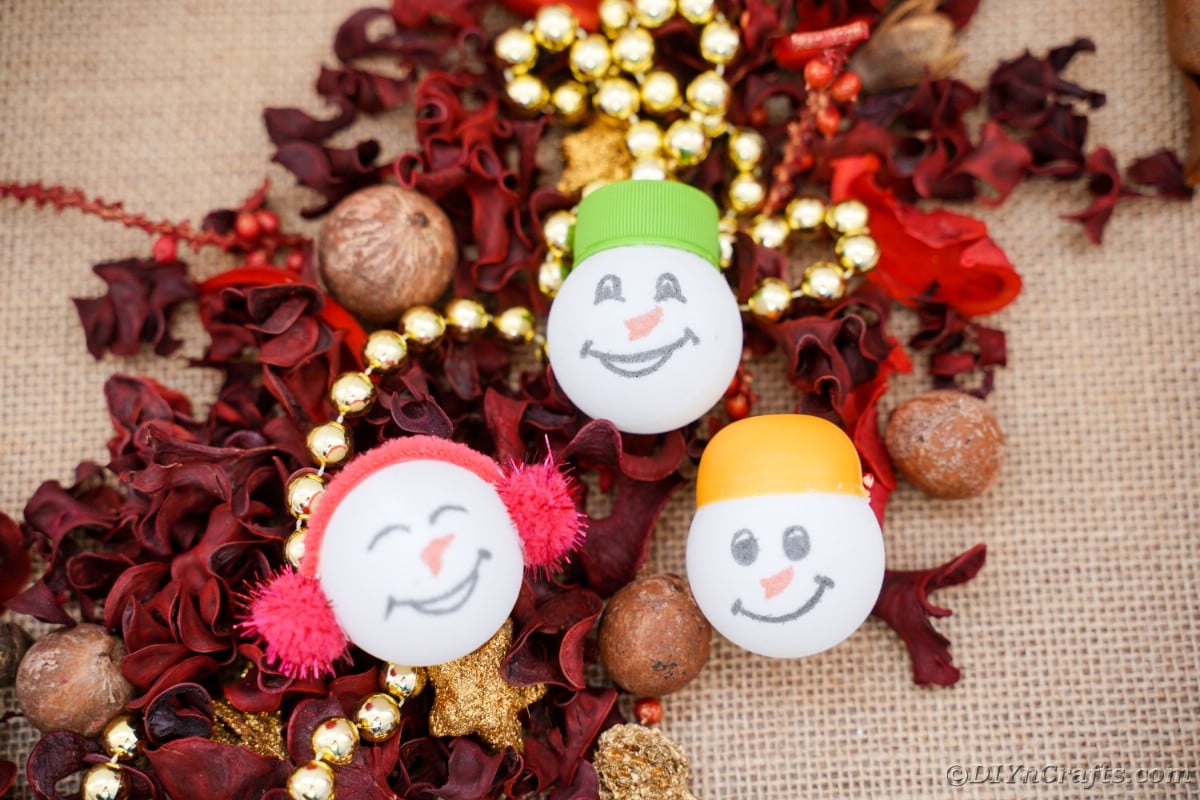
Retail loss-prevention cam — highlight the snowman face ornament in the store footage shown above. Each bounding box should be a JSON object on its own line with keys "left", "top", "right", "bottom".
{"left": 546, "top": 246, "right": 742, "bottom": 434}
{"left": 685, "top": 415, "right": 885, "bottom": 659}
{"left": 544, "top": 180, "right": 743, "bottom": 435}
{"left": 318, "top": 459, "right": 525, "bottom": 667}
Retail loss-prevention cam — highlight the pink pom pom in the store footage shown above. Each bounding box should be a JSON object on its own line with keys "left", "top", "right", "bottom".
{"left": 240, "top": 567, "right": 348, "bottom": 679}
{"left": 497, "top": 456, "right": 586, "bottom": 570}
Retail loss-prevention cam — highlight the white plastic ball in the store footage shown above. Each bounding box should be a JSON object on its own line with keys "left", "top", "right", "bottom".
{"left": 545, "top": 246, "right": 743, "bottom": 434}
{"left": 318, "top": 460, "right": 524, "bottom": 666}
{"left": 686, "top": 492, "right": 884, "bottom": 658}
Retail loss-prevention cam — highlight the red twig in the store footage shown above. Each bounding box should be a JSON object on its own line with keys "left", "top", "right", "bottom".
{"left": 0, "top": 180, "right": 307, "bottom": 253}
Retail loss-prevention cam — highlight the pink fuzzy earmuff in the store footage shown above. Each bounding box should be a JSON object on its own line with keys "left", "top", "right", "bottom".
{"left": 241, "top": 435, "right": 585, "bottom": 677}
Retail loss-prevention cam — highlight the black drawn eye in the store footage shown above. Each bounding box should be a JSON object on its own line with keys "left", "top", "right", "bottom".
{"left": 731, "top": 528, "right": 759, "bottom": 566}
{"left": 782, "top": 525, "right": 810, "bottom": 561}
{"left": 654, "top": 272, "right": 686, "bottom": 303}
{"left": 594, "top": 274, "right": 625, "bottom": 304}
{"left": 368, "top": 523, "right": 411, "bottom": 552}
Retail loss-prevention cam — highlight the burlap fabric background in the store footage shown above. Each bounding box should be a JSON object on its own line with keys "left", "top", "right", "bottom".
{"left": 1, "top": 1, "right": 1196, "bottom": 798}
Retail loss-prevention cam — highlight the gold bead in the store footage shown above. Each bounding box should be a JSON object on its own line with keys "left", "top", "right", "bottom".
{"left": 718, "top": 230, "right": 736, "bottom": 268}
{"left": 550, "top": 81, "right": 589, "bottom": 124}
{"left": 633, "top": 0, "right": 675, "bottom": 28}
{"left": 599, "top": 0, "right": 633, "bottom": 36}
{"left": 678, "top": 0, "right": 716, "bottom": 23}
{"left": 284, "top": 528, "right": 308, "bottom": 568}
{"left": 287, "top": 760, "right": 336, "bottom": 800}
{"left": 611, "top": 28, "right": 654, "bottom": 74}
{"left": 801, "top": 261, "right": 848, "bottom": 303}
{"left": 82, "top": 763, "right": 128, "bottom": 800}
{"left": 538, "top": 253, "right": 567, "bottom": 297}
{"left": 542, "top": 209, "right": 576, "bottom": 255}
{"left": 286, "top": 472, "right": 326, "bottom": 520}
{"left": 492, "top": 307, "right": 537, "bottom": 346}
{"left": 494, "top": 28, "right": 538, "bottom": 74}
{"left": 582, "top": 179, "right": 612, "bottom": 197}
{"left": 625, "top": 120, "right": 663, "bottom": 159}
{"left": 786, "top": 196, "right": 827, "bottom": 235}
{"left": 401, "top": 305, "right": 446, "bottom": 349}
{"left": 569, "top": 34, "right": 612, "bottom": 82}
{"left": 330, "top": 371, "right": 376, "bottom": 416}
{"left": 719, "top": 215, "right": 739, "bottom": 235}
{"left": 825, "top": 199, "right": 870, "bottom": 235}
{"left": 748, "top": 277, "right": 794, "bottom": 322}
{"left": 363, "top": 329, "right": 408, "bottom": 372}
{"left": 307, "top": 421, "right": 352, "bottom": 466}
{"left": 663, "top": 119, "right": 709, "bottom": 167}
{"left": 354, "top": 692, "right": 402, "bottom": 743}
{"left": 381, "top": 663, "right": 428, "bottom": 699}
{"left": 630, "top": 156, "right": 669, "bottom": 181}
{"left": 505, "top": 73, "right": 550, "bottom": 115}
{"left": 749, "top": 215, "right": 790, "bottom": 249}
{"left": 593, "top": 77, "right": 640, "bottom": 121}
{"left": 836, "top": 233, "right": 880, "bottom": 274}
{"left": 533, "top": 5, "right": 578, "bottom": 52}
{"left": 443, "top": 298, "right": 490, "bottom": 342}
{"left": 696, "top": 111, "right": 727, "bottom": 137}
{"left": 727, "top": 128, "right": 766, "bottom": 171}
{"left": 700, "top": 19, "right": 740, "bottom": 65}
{"left": 686, "top": 70, "right": 730, "bottom": 116}
{"left": 640, "top": 71, "right": 682, "bottom": 115}
{"left": 311, "top": 716, "right": 360, "bottom": 766}
{"left": 101, "top": 714, "right": 140, "bottom": 761}
{"left": 728, "top": 173, "right": 766, "bottom": 215}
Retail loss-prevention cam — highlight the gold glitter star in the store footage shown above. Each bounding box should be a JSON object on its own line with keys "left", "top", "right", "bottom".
{"left": 426, "top": 619, "right": 545, "bottom": 752}
{"left": 558, "top": 121, "right": 632, "bottom": 196}
{"left": 210, "top": 699, "right": 287, "bottom": 760}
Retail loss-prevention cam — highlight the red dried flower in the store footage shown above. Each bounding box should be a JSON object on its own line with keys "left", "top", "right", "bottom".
{"left": 831, "top": 154, "right": 1022, "bottom": 317}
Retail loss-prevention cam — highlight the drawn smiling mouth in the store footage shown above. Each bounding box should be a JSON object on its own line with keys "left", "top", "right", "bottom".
{"left": 730, "top": 574, "right": 835, "bottom": 624}
{"left": 579, "top": 328, "right": 700, "bottom": 378}
{"left": 385, "top": 549, "right": 492, "bottom": 618}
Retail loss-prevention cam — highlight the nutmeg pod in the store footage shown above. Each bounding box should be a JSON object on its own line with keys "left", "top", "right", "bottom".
{"left": 317, "top": 184, "right": 457, "bottom": 323}
{"left": 1165, "top": 0, "right": 1200, "bottom": 184}
{"left": 15, "top": 623, "right": 135, "bottom": 736}
{"left": 885, "top": 390, "right": 1005, "bottom": 500}
{"left": 598, "top": 574, "right": 711, "bottom": 697}
{"left": 847, "top": 0, "right": 964, "bottom": 94}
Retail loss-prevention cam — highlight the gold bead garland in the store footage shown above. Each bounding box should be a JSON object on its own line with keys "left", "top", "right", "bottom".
{"left": 505, "top": 4, "right": 882, "bottom": 311}
{"left": 79, "top": 714, "right": 140, "bottom": 800}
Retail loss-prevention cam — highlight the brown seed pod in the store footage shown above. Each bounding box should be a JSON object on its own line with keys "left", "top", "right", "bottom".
{"left": 1165, "top": 0, "right": 1200, "bottom": 184}
{"left": 15, "top": 623, "right": 135, "bottom": 736}
{"left": 885, "top": 390, "right": 1005, "bottom": 500}
{"left": 598, "top": 573, "right": 711, "bottom": 697}
{"left": 317, "top": 184, "right": 457, "bottom": 323}
{"left": 847, "top": 0, "right": 964, "bottom": 94}
{"left": 0, "top": 622, "right": 32, "bottom": 688}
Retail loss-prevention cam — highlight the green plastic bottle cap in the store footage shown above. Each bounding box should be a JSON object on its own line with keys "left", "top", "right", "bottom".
{"left": 571, "top": 180, "right": 721, "bottom": 268}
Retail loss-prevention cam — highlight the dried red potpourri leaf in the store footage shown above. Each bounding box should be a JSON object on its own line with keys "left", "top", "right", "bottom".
{"left": 1125, "top": 149, "right": 1196, "bottom": 200}
{"left": 506, "top": 580, "right": 605, "bottom": 690}
{"left": 1062, "top": 147, "right": 1122, "bottom": 244}
{"left": 831, "top": 154, "right": 1022, "bottom": 316}
{"left": 73, "top": 258, "right": 196, "bottom": 359}
{"left": 25, "top": 731, "right": 104, "bottom": 800}
{"left": 910, "top": 300, "right": 1008, "bottom": 397}
{"left": 0, "top": 759, "right": 14, "bottom": 797}
{"left": 0, "top": 512, "right": 30, "bottom": 606}
{"left": 871, "top": 544, "right": 987, "bottom": 686}
{"left": 145, "top": 738, "right": 291, "bottom": 800}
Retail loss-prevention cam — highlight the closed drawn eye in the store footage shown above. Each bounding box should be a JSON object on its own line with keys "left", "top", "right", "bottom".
{"left": 367, "top": 523, "right": 410, "bottom": 552}
{"left": 782, "top": 525, "right": 810, "bottom": 561}
{"left": 594, "top": 273, "right": 625, "bottom": 304}
{"left": 731, "top": 528, "right": 758, "bottom": 566}
{"left": 654, "top": 272, "right": 686, "bottom": 303}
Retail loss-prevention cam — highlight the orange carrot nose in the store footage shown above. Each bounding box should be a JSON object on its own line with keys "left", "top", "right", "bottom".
{"left": 761, "top": 566, "right": 794, "bottom": 599}
{"left": 421, "top": 533, "right": 454, "bottom": 577}
{"left": 624, "top": 305, "right": 663, "bottom": 341}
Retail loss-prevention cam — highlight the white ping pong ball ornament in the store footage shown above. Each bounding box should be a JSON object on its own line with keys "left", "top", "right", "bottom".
{"left": 545, "top": 180, "right": 743, "bottom": 434}
{"left": 242, "top": 436, "right": 585, "bottom": 675}
{"left": 685, "top": 415, "right": 885, "bottom": 658}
